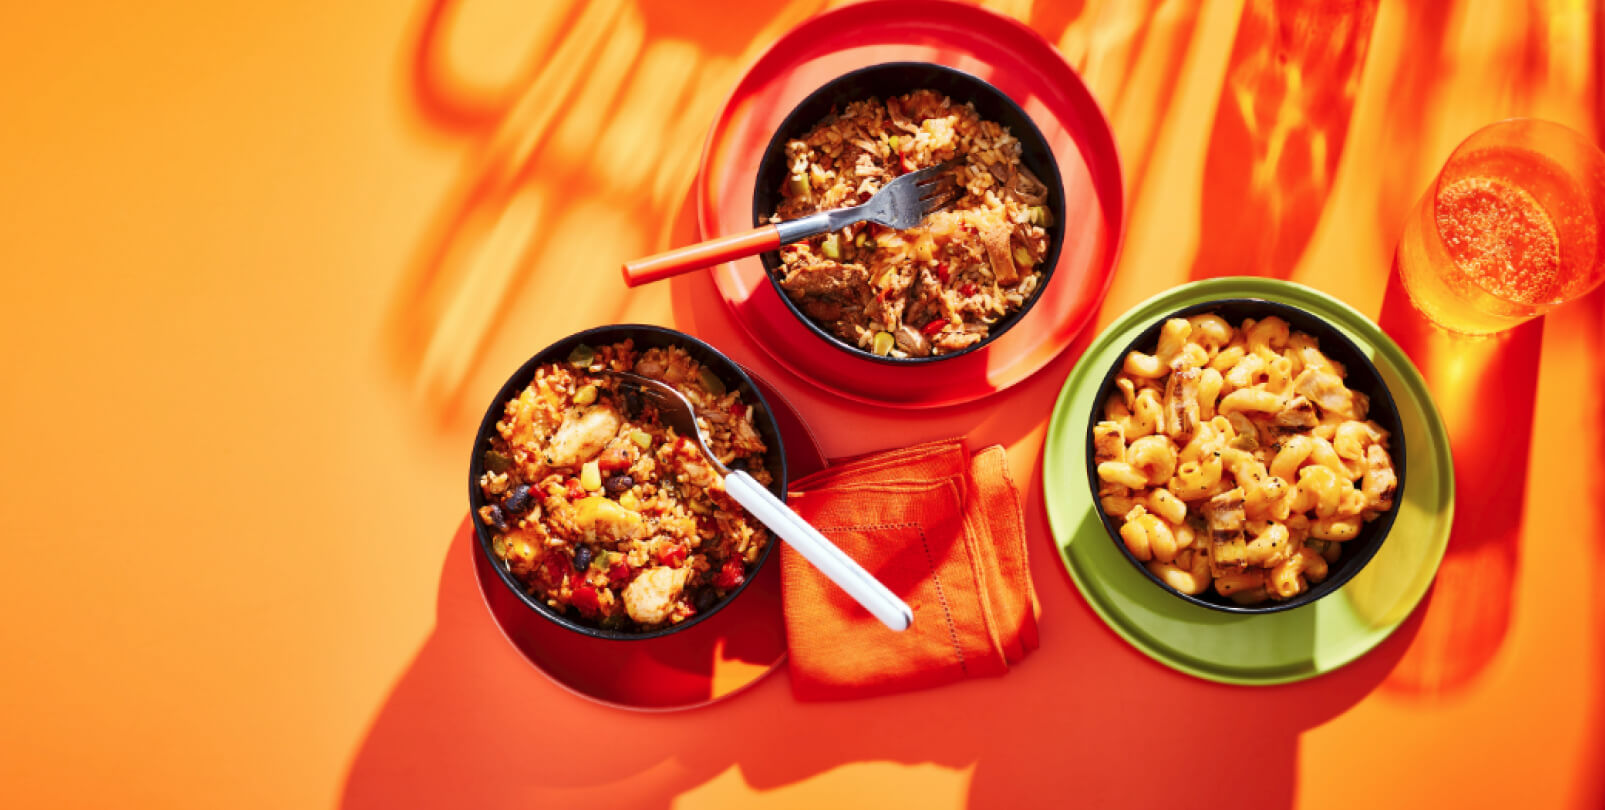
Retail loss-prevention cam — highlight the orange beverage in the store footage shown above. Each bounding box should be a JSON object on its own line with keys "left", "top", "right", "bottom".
{"left": 1395, "top": 119, "right": 1605, "bottom": 335}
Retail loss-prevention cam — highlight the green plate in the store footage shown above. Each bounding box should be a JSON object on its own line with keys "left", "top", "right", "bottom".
{"left": 1042, "top": 278, "right": 1455, "bottom": 685}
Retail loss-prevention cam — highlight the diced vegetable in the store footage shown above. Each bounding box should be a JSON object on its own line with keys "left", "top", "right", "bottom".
{"left": 921, "top": 318, "right": 948, "bottom": 336}
{"left": 630, "top": 429, "right": 652, "bottom": 450}
{"left": 483, "top": 450, "right": 513, "bottom": 474}
{"left": 872, "top": 331, "right": 895, "bottom": 356}
{"left": 1013, "top": 244, "right": 1035, "bottom": 268}
{"left": 566, "top": 344, "right": 595, "bottom": 368}
{"left": 573, "top": 496, "right": 643, "bottom": 538}
{"left": 789, "top": 174, "right": 810, "bottom": 199}
{"left": 697, "top": 366, "right": 727, "bottom": 397}
{"left": 960, "top": 282, "right": 978, "bottom": 297}
{"left": 573, "top": 384, "right": 597, "bottom": 406}
{"left": 570, "top": 585, "right": 601, "bottom": 614}
{"left": 580, "top": 460, "right": 602, "bottom": 491}
{"left": 935, "top": 262, "right": 950, "bottom": 283}
{"left": 714, "top": 559, "right": 746, "bottom": 590}
{"left": 888, "top": 135, "right": 900, "bottom": 153}
{"left": 1028, "top": 205, "right": 1055, "bottom": 227}
{"left": 821, "top": 233, "right": 841, "bottom": 260}
{"left": 658, "top": 544, "right": 688, "bottom": 567}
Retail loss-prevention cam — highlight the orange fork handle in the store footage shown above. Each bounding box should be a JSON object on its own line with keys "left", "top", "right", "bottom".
{"left": 621, "top": 225, "right": 781, "bottom": 287}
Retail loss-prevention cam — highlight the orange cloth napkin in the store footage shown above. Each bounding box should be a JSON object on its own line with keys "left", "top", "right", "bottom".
{"left": 780, "top": 439, "right": 1040, "bottom": 700}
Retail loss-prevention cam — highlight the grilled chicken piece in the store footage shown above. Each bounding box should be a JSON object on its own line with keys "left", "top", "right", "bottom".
{"left": 1203, "top": 488, "right": 1248, "bottom": 574}
{"left": 782, "top": 262, "right": 869, "bottom": 323}
{"left": 547, "top": 404, "right": 621, "bottom": 467}
{"left": 1294, "top": 369, "right": 1354, "bottom": 417}
{"left": 1162, "top": 368, "right": 1202, "bottom": 441}
{"left": 980, "top": 220, "right": 1019, "bottom": 285}
{"left": 1210, "top": 531, "right": 1249, "bottom": 576}
{"left": 623, "top": 566, "right": 690, "bottom": 625}
{"left": 1273, "top": 395, "right": 1319, "bottom": 431}
{"left": 1093, "top": 421, "right": 1126, "bottom": 464}
{"left": 1203, "top": 488, "right": 1246, "bottom": 534}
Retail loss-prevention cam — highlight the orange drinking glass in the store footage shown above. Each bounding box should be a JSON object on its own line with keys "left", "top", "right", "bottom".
{"left": 1395, "top": 119, "right": 1605, "bottom": 335}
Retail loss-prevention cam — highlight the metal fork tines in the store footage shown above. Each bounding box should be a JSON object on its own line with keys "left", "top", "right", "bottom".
{"left": 592, "top": 369, "right": 730, "bottom": 475}
{"left": 774, "top": 159, "right": 963, "bottom": 243}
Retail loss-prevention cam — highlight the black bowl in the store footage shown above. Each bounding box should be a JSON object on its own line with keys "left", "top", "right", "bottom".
{"left": 752, "top": 61, "right": 1066, "bottom": 364}
{"left": 1085, "top": 299, "right": 1407, "bottom": 614}
{"left": 468, "top": 324, "right": 789, "bottom": 640}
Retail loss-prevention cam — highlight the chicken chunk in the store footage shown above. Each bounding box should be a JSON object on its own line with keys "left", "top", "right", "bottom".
{"left": 1294, "top": 369, "right": 1354, "bottom": 418}
{"left": 1273, "top": 395, "right": 1319, "bottom": 431}
{"left": 546, "top": 404, "right": 621, "bottom": 467}
{"left": 623, "top": 566, "right": 690, "bottom": 625}
{"left": 980, "top": 220, "right": 1019, "bottom": 285}
{"left": 1203, "top": 488, "right": 1246, "bottom": 534}
{"left": 1093, "top": 422, "right": 1126, "bottom": 464}
{"left": 1162, "top": 368, "right": 1201, "bottom": 442}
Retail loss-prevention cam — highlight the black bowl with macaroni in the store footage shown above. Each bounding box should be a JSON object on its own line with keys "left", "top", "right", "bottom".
{"left": 1084, "top": 299, "right": 1406, "bottom": 614}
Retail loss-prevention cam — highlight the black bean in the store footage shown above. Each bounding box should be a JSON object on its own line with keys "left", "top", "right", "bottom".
{"left": 572, "top": 545, "right": 594, "bottom": 571}
{"left": 482, "top": 504, "right": 508, "bottom": 532}
{"left": 502, "top": 483, "right": 533, "bottom": 516}
{"left": 603, "top": 474, "right": 635, "bottom": 496}
{"left": 621, "top": 388, "right": 643, "bottom": 417}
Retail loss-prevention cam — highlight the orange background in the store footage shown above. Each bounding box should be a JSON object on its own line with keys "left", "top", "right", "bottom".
{"left": 2, "top": 0, "right": 1601, "bottom": 808}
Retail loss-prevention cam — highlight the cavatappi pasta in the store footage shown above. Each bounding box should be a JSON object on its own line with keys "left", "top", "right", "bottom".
{"left": 1094, "top": 313, "right": 1398, "bottom": 605}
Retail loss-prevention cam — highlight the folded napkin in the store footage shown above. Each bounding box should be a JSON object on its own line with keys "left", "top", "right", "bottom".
{"left": 780, "top": 439, "right": 1040, "bottom": 700}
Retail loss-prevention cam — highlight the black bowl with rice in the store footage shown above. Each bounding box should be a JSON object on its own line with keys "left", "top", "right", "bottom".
{"left": 469, "top": 324, "right": 788, "bottom": 640}
{"left": 752, "top": 62, "right": 1066, "bottom": 363}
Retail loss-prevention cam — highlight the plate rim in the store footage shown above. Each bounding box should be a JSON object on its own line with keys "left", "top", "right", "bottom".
{"left": 693, "top": 0, "right": 1125, "bottom": 409}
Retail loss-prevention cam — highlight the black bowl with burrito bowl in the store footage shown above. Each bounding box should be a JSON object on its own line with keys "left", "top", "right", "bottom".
{"left": 469, "top": 324, "right": 789, "bottom": 639}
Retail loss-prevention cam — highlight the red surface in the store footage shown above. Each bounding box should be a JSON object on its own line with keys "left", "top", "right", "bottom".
{"left": 700, "top": 0, "right": 1124, "bottom": 407}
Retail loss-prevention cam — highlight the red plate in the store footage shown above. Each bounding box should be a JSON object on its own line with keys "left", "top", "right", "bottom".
{"left": 698, "top": 0, "right": 1123, "bottom": 408}
{"left": 474, "top": 377, "right": 823, "bottom": 711}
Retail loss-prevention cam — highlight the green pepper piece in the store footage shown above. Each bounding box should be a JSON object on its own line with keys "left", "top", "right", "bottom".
{"left": 567, "top": 344, "right": 596, "bottom": 368}
{"left": 483, "top": 450, "right": 514, "bottom": 474}
{"left": 698, "top": 366, "right": 727, "bottom": 397}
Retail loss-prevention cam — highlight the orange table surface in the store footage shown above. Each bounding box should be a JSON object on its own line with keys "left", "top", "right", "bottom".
{"left": 2, "top": 1, "right": 1602, "bottom": 808}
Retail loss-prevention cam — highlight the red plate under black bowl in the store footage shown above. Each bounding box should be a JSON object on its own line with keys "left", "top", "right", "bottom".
{"left": 699, "top": 0, "right": 1124, "bottom": 408}
{"left": 474, "top": 377, "right": 824, "bottom": 710}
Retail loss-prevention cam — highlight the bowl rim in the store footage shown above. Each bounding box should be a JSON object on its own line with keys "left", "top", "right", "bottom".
{"left": 750, "top": 60, "right": 1067, "bottom": 365}
{"left": 467, "top": 323, "right": 789, "bottom": 640}
{"left": 1082, "top": 297, "right": 1408, "bottom": 614}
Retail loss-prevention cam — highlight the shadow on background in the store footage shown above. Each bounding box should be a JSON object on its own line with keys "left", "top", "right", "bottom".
{"left": 383, "top": 0, "right": 824, "bottom": 434}
{"left": 341, "top": 499, "right": 1418, "bottom": 810}
{"left": 1375, "top": 268, "right": 1535, "bottom": 695}
{"left": 1054, "top": 0, "right": 1202, "bottom": 202}
{"left": 1190, "top": 0, "right": 1377, "bottom": 280}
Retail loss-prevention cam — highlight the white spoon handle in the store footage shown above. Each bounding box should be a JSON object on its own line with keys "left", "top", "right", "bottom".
{"left": 724, "top": 471, "right": 913, "bottom": 632}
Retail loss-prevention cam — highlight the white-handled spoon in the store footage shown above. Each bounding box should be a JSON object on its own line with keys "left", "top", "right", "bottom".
{"left": 597, "top": 369, "right": 913, "bottom": 632}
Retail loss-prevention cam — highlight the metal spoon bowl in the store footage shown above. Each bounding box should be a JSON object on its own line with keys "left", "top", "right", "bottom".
{"left": 597, "top": 369, "right": 914, "bottom": 632}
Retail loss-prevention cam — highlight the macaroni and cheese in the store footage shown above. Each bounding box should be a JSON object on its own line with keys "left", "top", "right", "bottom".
{"left": 1094, "top": 313, "right": 1398, "bottom": 605}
